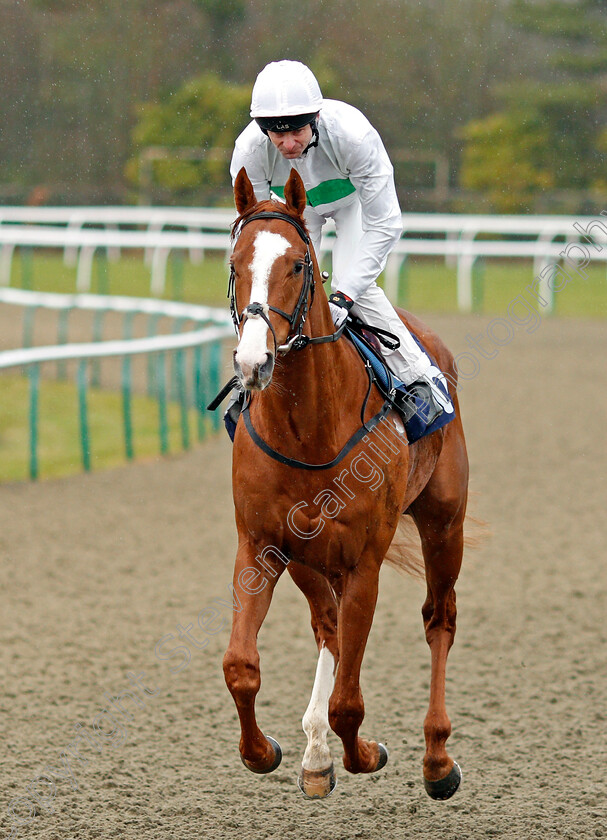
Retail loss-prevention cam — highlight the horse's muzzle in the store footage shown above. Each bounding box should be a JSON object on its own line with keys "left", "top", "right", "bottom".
{"left": 233, "top": 350, "right": 275, "bottom": 391}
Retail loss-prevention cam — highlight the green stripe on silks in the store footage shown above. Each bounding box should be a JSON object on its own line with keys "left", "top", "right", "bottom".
{"left": 307, "top": 178, "right": 356, "bottom": 206}
{"left": 271, "top": 178, "right": 356, "bottom": 207}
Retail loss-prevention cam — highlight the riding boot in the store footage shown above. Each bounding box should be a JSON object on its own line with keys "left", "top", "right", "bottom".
{"left": 393, "top": 380, "right": 443, "bottom": 426}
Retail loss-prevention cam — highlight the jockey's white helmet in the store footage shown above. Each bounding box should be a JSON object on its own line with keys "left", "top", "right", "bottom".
{"left": 250, "top": 60, "right": 323, "bottom": 133}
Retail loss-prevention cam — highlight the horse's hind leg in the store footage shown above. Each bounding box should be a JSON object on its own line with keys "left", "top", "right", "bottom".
{"left": 287, "top": 562, "right": 339, "bottom": 798}
{"left": 409, "top": 422, "right": 468, "bottom": 799}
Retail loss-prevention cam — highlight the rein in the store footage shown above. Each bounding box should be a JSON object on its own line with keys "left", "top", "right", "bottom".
{"left": 241, "top": 392, "right": 392, "bottom": 471}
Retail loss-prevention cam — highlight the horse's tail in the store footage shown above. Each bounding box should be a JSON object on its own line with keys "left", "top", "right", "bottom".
{"left": 383, "top": 509, "right": 488, "bottom": 580}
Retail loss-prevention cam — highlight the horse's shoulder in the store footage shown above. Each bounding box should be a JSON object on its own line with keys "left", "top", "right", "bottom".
{"left": 395, "top": 307, "right": 456, "bottom": 378}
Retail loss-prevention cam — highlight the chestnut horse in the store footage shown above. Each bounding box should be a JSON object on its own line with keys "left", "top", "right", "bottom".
{"left": 222, "top": 167, "right": 469, "bottom": 800}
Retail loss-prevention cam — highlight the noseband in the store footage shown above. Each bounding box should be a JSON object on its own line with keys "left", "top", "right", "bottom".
{"left": 228, "top": 211, "right": 344, "bottom": 354}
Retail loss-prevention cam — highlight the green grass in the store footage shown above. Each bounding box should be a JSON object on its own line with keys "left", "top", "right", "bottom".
{"left": 1, "top": 247, "right": 605, "bottom": 482}
{"left": 12, "top": 249, "right": 231, "bottom": 306}
{"left": 389, "top": 257, "right": 607, "bottom": 319}
{"left": 0, "top": 374, "right": 217, "bottom": 483}
{"left": 10, "top": 249, "right": 607, "bottom": 318}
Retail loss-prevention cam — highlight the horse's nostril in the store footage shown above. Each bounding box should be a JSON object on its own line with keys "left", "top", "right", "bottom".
{"left": 260, "top": 353, "right": 275, "bottom": 379}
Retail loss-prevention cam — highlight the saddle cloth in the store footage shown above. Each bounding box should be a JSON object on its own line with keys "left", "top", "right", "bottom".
{"left": 345, "top": 326, "right": 455, "bottom": 443}
{"left": 218, "top": 322, "right": 455, "bottom": 445}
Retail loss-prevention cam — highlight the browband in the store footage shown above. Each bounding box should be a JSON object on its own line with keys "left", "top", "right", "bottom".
{"left": 238, "top": 211, "right": 310, "bottom": 245}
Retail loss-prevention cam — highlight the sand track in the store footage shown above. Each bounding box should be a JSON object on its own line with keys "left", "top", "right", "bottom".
{"left": 1, "top": 313, "right": 606, "bottom": 840}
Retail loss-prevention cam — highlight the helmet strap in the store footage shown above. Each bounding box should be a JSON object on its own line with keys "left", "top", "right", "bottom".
{"left": 302, "top": 118, "right": 319, "bottom": 155}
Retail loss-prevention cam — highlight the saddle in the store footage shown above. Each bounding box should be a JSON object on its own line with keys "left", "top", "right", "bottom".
{"left": 343, "top": 316, "right": 454, "bottom": 443}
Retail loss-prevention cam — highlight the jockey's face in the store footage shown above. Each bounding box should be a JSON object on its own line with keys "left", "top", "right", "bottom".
{"left": 267, "top": 124, "right": 313, "bottom": 159}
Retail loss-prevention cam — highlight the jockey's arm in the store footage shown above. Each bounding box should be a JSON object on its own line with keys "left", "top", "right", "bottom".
{"left": 334, "top": 130, "right": 403, "bottom": 302}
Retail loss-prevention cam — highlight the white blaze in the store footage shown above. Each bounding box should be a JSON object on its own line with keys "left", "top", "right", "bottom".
{"left": 235, "top": 230, "right": 290, "bottom": 373}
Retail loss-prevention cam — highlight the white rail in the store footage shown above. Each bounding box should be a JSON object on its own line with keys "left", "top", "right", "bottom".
{"left": 0, "top": 326, "right": 233, "bottom": 371}
{"left": 0, "top": 287, "right": 233, "bottom": 325}
{"left": 0, "top": 288, "right": 235, "bottom": 479}
{"left": 1, "top": 207, "right": 606, "bottom": 311}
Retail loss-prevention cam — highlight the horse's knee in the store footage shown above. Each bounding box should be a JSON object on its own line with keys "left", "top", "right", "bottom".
{"left": 223, "top": 647, "right": 260, "bottom": 702}
{"left": 328, "top": 693, "right": 364, "bottom": 739}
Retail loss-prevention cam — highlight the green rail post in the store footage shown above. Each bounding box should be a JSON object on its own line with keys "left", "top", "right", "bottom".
{"left": 156, "top": 352, "right": 169, "bottom": 455}
{"left": 91, "top": 309, "right": 106, "bottom": 387}
{"left": 77, "top": 359, "right": 91, "bottom": 472}
{"left": 28, "top": 364, "right": 40, "bottom": 480}
{"left": 200, "top": 344, "right": 211, "bottom": 436}
{"left": 123, "top": 311, "right": 135, "bottom": 340}
{"left": 23, "top": 306, "right": 38, "bottom": 349}
{"left": 122, "top": 355, "right": 134, "bottom": 460}
{"left": 146, "top": 314, "right": 161, "bottom": 397}
{"left": 193, "top": 345, "right": 205, "bottom": 441}
{"left": 96, "top": 250, "right": 109, "bottom": 295}
{"left": 176, "top": 349, "right": 190, "bottom": 450}
{"left": 209, "top": 340, "right": 222, "bottom": 431}
{"left": 20, "top": 247, "right": 33, "bottom": 290}
{"left": 169, "top": 318, "right": 187, "bottom": 401}
{"left": 56, "top": 308, "right": 71, "bottom": 380}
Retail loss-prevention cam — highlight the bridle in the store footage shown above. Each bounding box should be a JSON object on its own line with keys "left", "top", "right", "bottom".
{"left": 228, "top": 211, "right": 346, "bottom": 355}
{"left": 220, "top": 208, "right": 400, "bottom": 471}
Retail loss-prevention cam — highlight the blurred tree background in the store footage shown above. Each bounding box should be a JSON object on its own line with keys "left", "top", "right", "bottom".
{"left": 0, "top": 0, "right": 604, "bottom": 211}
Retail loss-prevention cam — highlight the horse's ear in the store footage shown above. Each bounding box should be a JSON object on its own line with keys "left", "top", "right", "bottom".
{"left": 284, "top": 170, "right": 307, "bottom": 218}
{"left": 234, "top": 167, "right": 257, "bottom": 215}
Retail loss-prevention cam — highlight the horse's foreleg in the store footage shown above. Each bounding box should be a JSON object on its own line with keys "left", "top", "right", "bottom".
{"left": 223, "top": 541, "right": 285, "bottom": 774}
{"left": 287, "top": 563, "right": 339, "bottom": 798}
{"left": 328, "top": 564, "right": 388, "bottom": 775}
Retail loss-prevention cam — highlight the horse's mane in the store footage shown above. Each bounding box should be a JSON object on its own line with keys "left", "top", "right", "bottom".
{"left": 231, "top": 198, "right": 309, "bottom": 242}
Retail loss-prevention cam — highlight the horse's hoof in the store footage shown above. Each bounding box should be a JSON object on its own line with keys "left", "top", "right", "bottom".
{"left": 241, "top": 736, "right": 282, "bottom": 774}
{"left": 424, "top": 761, "right": 462, "bottom": 800}
{"left": 298, "top": 764, "right": 337, "bottom": 799}
{"left": 374, "top": 742, "right": 389, "bottom": 772}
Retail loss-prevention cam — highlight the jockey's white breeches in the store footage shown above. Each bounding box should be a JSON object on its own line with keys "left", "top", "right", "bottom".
{"left": 308, "top": 200, "right": 432, "bottom": 386}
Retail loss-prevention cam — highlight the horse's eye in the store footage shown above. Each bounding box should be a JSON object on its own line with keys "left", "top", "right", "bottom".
{"left": 293, "top": 262, "right": 304, "bottom": 275}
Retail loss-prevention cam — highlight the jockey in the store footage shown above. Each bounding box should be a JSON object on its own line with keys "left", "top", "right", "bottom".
{"left": 230, "top": 59, "right": 454, "bottom": 428}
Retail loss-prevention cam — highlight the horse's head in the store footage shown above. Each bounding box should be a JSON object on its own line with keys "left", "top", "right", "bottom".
{"left": 230, "top": 168, "right": 315, "bottom": 391}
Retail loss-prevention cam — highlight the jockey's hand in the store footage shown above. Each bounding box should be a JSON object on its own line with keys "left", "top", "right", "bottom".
{"left": 329, "top": 302, "right": 349, "bottom": 327}
{"left": 328, "top": 291, "right": 354, "bottom": 328}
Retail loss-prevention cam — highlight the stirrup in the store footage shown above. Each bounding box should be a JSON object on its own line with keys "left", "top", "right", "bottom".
{"left": 224, "top": 389, "right": 245, "bottom": 442}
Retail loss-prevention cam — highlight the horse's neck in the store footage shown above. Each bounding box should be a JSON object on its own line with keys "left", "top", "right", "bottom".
{"left": 254, "top": 305, "right": 361, "bottom": 451}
